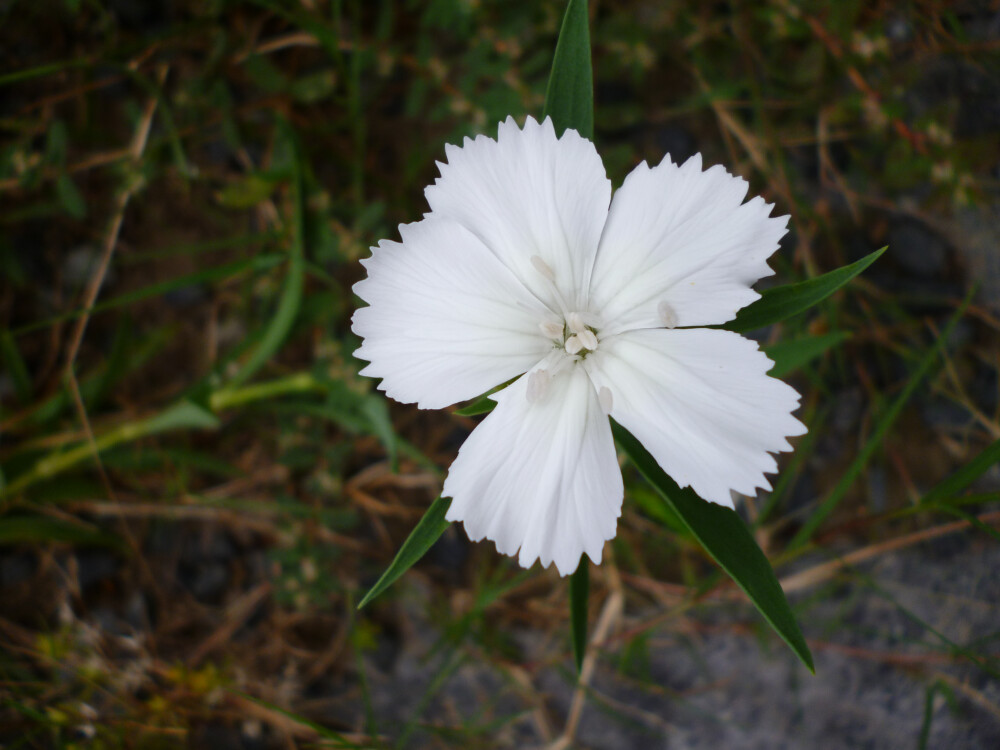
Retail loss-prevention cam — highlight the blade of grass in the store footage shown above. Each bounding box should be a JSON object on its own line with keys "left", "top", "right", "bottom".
{"left": 763, "top": 332, "right": 849, "bottom": 378}
{"left": 614, "top": 422, "right": 814, "bottom": 672}
{"left": 225, "top": 118, "right": 306, "bottom": 388}
{"left": 570, "top": 559, "right": 589, "bottom": 674}
{"left": 756, "top": 405, "right": 826, "bottom": 527}
{"left": 858, "top": 569, "right": 999, "bottom": 679}
{"left": 789, "top": 293, "right": 972, "bottom": 548}
{"left": 920, "top": 437, "right": 1000, "bottom": 506}
{"left": 544, "top": 0, "right": 597, "bottom": 684}
{"left": 3, "top": 401, "right": 220, "bottom": 497}
{"left": 396, "top": 651, "right": 464, "bottom": 749}
{"left": 9, "top": 325, "right": 172, "bottom": 432}
{"left": 931, "top": 504, "right": 1000, "bottom": 543}
{"left": 0, "top": 331, "right": 33, "bottom": 402}
{"left": 113, "top": 63, "right": 192, "bottom": 177}
{"left": 231, "top": 692, "right": 366, "bottom": 748}
{"left": 0, "top": 58, "right": 90, "bottom": 87}
{"left": 543, "top": 0, "right": 594, "bottom": 139}
{"left": 727, "top": 248, "right": 885, "bottom": 332}
{"left": 357, "top": 496, "right": 452, "bottom": 609}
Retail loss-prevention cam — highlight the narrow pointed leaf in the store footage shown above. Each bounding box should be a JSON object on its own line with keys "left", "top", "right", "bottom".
{"left": 0, "top": 330, "right": 33, "bottom": 402}
{"left": 228, "top": 117, "right": 305, "bottom": 388}
{"left": 920, "top": 437, "right": 1000, "bottom": 506}
{"left": 543, "top": 0, "right": 593, "bottom": 139}
{"left": 454, "top": 394, "right": 499, "bottom": 417}
{"left": 358, "top": 497, "right": 452, "bottom": 609}
{"left": 56, "top": 173, "right": 87, "bottom": 218}
{"left": 613, "top": 422, "right": 815, "bottom": 673}
{"left": 789, "top": 293, "right": 972, "bottom": 548}
{"left": 569, "top": 559, "right": 589, "bottom": 673}
{"left": 544, "top": 0, "right": 596, "bottom": 675}
{"left": 763, "top": 332, "right": 849, "bottom": 378}
{"left": 728, "top": 248, "right": 885, "bottom": 333}
{"left": 143, "top": 400, "right": 221, "bottom": 433}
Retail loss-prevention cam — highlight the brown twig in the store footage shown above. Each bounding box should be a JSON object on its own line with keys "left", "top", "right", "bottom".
{"left": 779, "top": 511, "right": 1000, "bottom": 594}
{"left": 548, "top": 552, "right": 625, "bottom": 750}
{"left": 189, "top": 583, "right": 272, "bottom": 666}
{"left": 60, "top": 63, "right": 166, "bottom": 503}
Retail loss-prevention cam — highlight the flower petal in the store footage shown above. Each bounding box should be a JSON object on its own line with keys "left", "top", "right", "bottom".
{"left": 443, "top": 363, "right": 623, "bottom": 576}
{"left": 352, "top": 217, "right": 552, "bottom": 409}
{"left": 585, "top": 328, "right": 806, "bottom": 506}
{"left": 588, "top": 154, "right": 789, "bottom": 334}
{"left": 425, "top": 116, "right": 611, "bottom": 314}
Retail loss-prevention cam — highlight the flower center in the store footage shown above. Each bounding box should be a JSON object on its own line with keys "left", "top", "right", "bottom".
{"left": 526, "top": 255, "right": 612, "bottom": 414}
{"left": 538, "top": 309, "right": 602, "bottom": 357}
{"left": 531, "top": 255, "right": 602, "bottom": 358}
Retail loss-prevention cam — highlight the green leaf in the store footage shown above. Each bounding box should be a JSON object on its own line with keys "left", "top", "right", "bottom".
{"left": 227, "top": 118, "right": 306, "bottom": 388}
{"left": 142, "top": 400, "right": 221, "bottom": 433}
{"left": 357, "top": 497, "right": 452, "bottom": 609}
{"left": 727, "top": 248, "right": 885, "bottom": 333}
{"left": 613, "top": 422, "right": 815, "bottom": 673}
{"left": 215, "top": 173, "right": 278, "bottom": 208}
{"left": 454, "top": 378, "right": 517, "bottom": 417}
{"left": 789, "top": 292, "right": 972, "bottom": 548}
{"left": 763, "top": 332, "right": 849, "bottom": 378}
{"left": 56, "top": 174, "right": 86, "bottom": 218}
{"left": 45, "top": 120, "right": 69, "bottom": 165}
{"left": 544, "top": 0, "right": 596, "bottom": 672}
{"left": 543, "top": 0, "right": 593, "bottom": 139}
{"left": 570, "top": 559, "right": 589, "bottom": 674}
{"left": 920, "top": 436, "right": 1000, "bottom": 506}
{"left": 0, "top": 58, "right": 89, "bottom": 88}
{"left": 4, "top": 399, "right": 220, "bottom": 496}
{"left": 455, "top": 394, "right": 498, "bottom": 417}
{"left": 0, "top": 330, "right": 33, "bottom": 402}
{"left": 932, "top": 504, "right": 1000, "bottom": 543}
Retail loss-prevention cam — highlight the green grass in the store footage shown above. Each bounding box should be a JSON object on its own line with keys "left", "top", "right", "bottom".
{"left": 1, "top": 1, "right": 999, "bottom": 747}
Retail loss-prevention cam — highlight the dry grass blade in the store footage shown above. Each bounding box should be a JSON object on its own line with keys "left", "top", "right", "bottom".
{"left": 548, "top": 552, "right": 625, "bottom": 750}
{"left": 780, "top": 511, "right": 1000, "bottom": 594}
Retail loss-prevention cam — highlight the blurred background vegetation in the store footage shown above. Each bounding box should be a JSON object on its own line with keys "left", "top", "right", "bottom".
{"left": 1, "top": 0, "right": 999, "bottom": 747}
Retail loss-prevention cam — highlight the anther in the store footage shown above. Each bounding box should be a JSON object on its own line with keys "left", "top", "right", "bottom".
{"left": 598, "top": 386, "right": 613, "bottom": 415}
{"left": 564, "top": 335, "right": 583, "bottom": 355}
{"left": 539, "top": 320, "right": 564, "bottom": 340}
{"left": 526, "top": 369, "right": 551, "bottom": 403}
{"left": 566, "top": 312, "right": 586, "bottom": 334}
{"left": 578, "top": 329, "right": 599, "bottom": 350}
{"left": 530, "top": 255, "right": 556, "bottom": 282}
{"left": 657, "top": 300, "right": 678, "bottom": 329}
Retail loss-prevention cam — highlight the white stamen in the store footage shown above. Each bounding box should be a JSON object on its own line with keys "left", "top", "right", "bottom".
{"left": 658, "top": 300, "right": 678, "bottom": 329}
{"left": 539, "top": 320, "right": 564, "bottom": 340}
{"left": 598, "top": 386, "right": 613, "bottom": 415}
{"left": 526, "top": 369, "right": 551, "bottom": 403}
{"left": 530, "top": 255, "right": 556, "bottom": 282}
{"left": 578, "top": 329, "right": 599, "bottom": 350}
{"left": 564, "top": 335, "right": 583, "bottom": 355}
{"left": 566, "top": 312, "right": 586, "bottom": 334}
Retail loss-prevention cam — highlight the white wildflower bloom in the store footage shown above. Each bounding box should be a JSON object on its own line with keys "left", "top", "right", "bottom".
{"left": 352, "top": 116, "right": 806, "bottom": 576}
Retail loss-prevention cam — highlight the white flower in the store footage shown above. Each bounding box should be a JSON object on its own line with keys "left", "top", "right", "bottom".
{"left": 352, "top": 116, "right": 806, "bottom": 576}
